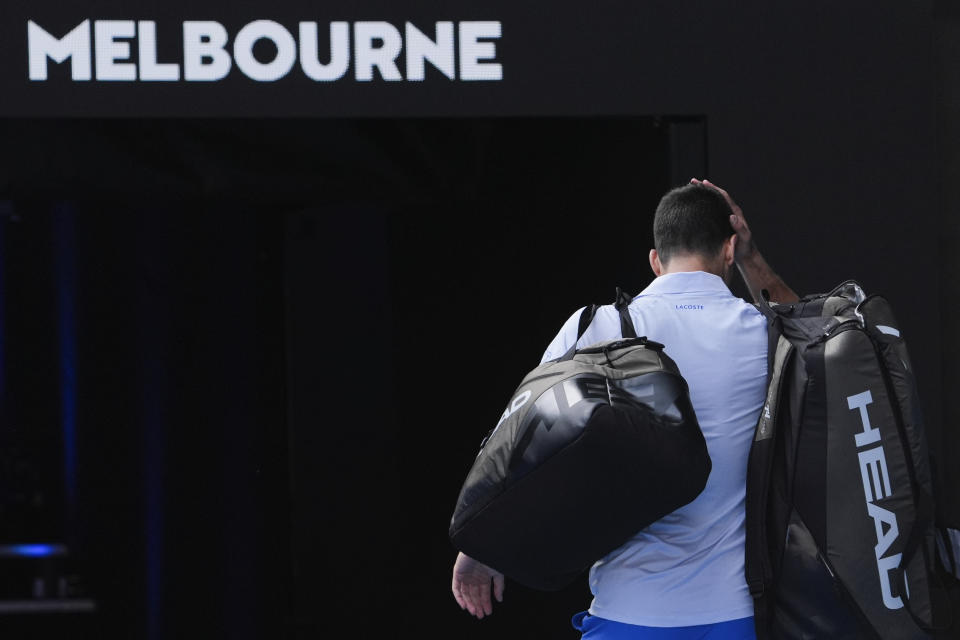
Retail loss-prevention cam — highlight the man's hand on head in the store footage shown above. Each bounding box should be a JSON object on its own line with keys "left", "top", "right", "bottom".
{"left": 690, "top": 178, "right": 755, "bottom": 262}
{"left": 452, "top": 552, "right": 505, "bottom": 619}
{"left": 689, "top": 178, "right": 799, "bottom": 303}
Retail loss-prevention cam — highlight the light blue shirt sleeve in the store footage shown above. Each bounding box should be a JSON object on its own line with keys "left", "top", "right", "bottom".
{"left": 540, "top": 306, "right": 586, "bottom": 363}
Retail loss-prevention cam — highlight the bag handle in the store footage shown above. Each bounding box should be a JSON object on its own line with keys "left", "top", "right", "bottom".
{"left": 559, "top": 286, "right": 636, "bottom": 361}
{"left": 558, "top": 304, "right": 599, "bottom": 361}
{"left": 751, "top": 288, "right": 779, "bottom": 322}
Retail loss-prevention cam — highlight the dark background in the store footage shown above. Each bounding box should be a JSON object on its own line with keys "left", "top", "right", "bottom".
{"left": 0, "top": 1, "right": 957, "bottom": 638}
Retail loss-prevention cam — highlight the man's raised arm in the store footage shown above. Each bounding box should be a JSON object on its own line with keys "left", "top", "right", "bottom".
{"left": 695, "top": 179, "right": 799, "bottom": 304}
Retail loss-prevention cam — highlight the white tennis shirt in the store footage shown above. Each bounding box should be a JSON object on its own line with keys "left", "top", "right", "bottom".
{"left": 541, "top": 270, "right": 768, "bottom": 627}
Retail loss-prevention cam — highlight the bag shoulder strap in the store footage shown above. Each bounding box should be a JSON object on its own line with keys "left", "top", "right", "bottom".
{"left": 745, "top": 328, "right": 795, "bottom": 637}
{"left": 614, "top": 286, "right": 637, "bottom": 339}
{"left": 577, "top": 303, "right": 598, "bottom": 338}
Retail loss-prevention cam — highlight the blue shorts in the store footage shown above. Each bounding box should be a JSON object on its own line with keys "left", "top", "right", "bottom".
{"left": 571, "top": 611, "right": 756, "bottom": 639}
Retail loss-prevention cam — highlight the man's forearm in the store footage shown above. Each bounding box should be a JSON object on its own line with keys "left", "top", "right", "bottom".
{"left": 737, "top": 250, "right": 799, "bottom": 304}
{"left": 693, "top": 178, "right": 800, "bottom": 305}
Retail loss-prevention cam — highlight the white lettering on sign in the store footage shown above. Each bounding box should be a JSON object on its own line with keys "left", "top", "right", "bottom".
{"left": 458, "top": 21, "right": 502, "bottom": 80}
{"left": 234, "top": 20, "right": 297, "bottom": 82}
{"left": 28, "top": 20, "right": 91, "bottom": 80}
{"left": 94, "top": 20, "right": 136, "bottom": 81}
{"left": 405, "top": 22, "right": 455, "bottom": 81}
{"left": 183, "top": 21, "right": 232, "bottom": 81}
{"left": 299, "top": 22, "right": 350, "bottom": 81}
{"left": 354, "top": 22, "right": 403, "bottom": 81}
{"left": 26, "top": 19, "right": 503, "bottom": 83}
{"left": 139, "top": 21, "right": 180, "bottom": 81}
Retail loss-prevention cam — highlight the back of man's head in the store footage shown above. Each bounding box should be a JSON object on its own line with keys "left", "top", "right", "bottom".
{"left": 653, "top": 184, "right": 735, "bottom": 266}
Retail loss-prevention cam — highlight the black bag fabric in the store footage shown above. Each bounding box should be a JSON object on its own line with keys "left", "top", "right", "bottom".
{"left": 449, "top": 290, "right": 711, "bottom": 591}
{"left": 745, "top": 281, "right": 958, "bottom": 639}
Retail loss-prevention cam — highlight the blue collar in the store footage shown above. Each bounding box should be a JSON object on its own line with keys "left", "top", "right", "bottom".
{"left": 637, "top": 271, "right": 732, "bottom": 297}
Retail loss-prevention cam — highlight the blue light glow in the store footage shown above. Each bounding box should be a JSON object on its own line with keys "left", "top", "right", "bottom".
{"left": 53, "top": 206, "right": 78, "bottom": 519}
{"left": 0, "top": 544, "right": 67, "bottom": 558}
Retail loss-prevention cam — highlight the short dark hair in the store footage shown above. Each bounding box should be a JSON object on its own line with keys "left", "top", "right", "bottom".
{"left": 653, "top": 184, "right": 735, "bottom": 265}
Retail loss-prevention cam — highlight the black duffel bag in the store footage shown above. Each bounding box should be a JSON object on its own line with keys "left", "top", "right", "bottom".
{"left": 448, "top": 291, "right": 711, "bottom": 591}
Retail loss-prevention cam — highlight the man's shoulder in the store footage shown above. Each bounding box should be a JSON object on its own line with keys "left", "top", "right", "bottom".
{"left": 736, "top": 297, "right": 765, "bottom": 316}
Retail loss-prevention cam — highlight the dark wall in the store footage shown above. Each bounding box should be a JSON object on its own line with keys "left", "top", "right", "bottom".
{"left": 0, "top": 117, "right": 675, "bottom": 639}
{"left": 935, "top": 0, "right": 960, "bottom": 528}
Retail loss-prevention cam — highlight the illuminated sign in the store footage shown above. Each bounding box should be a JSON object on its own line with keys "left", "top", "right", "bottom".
{"left": 27, "top": 19, "right": 503, "bottom": 82}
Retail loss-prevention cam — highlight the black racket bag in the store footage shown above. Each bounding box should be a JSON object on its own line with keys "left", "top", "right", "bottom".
{"left": 745, "top": 281, "right": 957, "bottom": 639}
{"left": 449, "top": 292, "right": 711, "bottom": 591}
